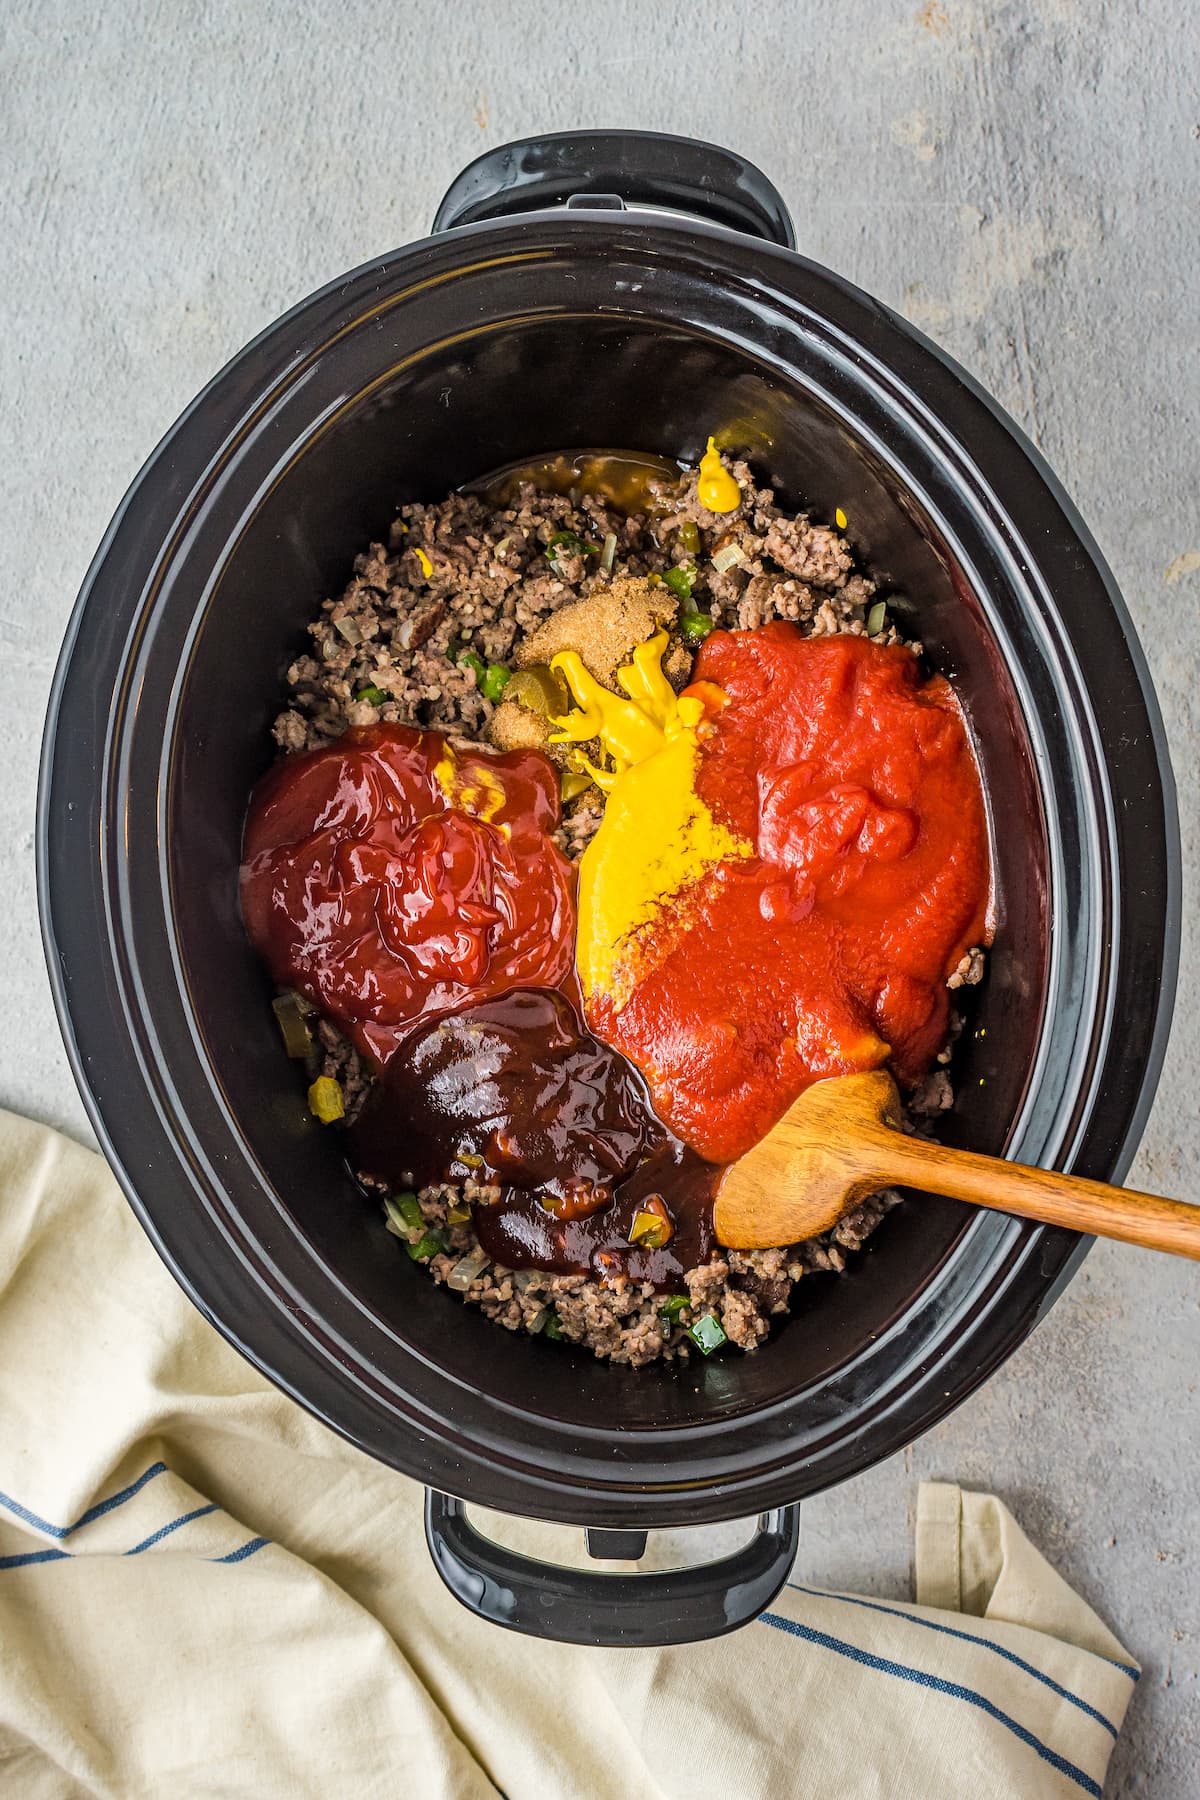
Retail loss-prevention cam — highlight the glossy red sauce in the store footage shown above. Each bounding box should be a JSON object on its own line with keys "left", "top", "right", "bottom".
{"left": 240, "top": 725, "right": 576, "bottom": 1065}
{"left": 587, "top": 625, "right": 993, "bottom": 1164}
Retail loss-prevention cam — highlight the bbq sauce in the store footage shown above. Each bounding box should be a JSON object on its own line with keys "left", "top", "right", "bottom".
{"left": 469, "top": 449, "right": 682, "bottom": 516}
{"left": 348, "top": 989, "right": 718, "bottom": 1289}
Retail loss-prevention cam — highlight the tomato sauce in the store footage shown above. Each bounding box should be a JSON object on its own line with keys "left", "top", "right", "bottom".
{"left": 586, "top": 625, "right": 992, "bottom": 1164}
{"left": 240, "top": 725, "right": 576, "bottom": 1065}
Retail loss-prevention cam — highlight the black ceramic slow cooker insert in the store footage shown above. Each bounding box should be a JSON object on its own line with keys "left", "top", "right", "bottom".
{"left": 38, "top": 132, "right": 1180, "bottom": 1646}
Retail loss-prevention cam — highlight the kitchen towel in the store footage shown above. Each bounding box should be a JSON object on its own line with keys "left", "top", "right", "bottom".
{"left": 0, "top": 1112, "right": 1137, "bottom": 1798}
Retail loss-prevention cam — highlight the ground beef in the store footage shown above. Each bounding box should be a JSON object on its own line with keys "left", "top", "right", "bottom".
{"left": 273, "top": 452, "right": 984, "bottom": 1367}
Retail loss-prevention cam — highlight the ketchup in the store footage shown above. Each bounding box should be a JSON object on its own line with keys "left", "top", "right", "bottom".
{"left": 240, "top": 725, "right": 576, "bottom": 1065}
{"left": 586, "top": 626, "right": 992, "bottom": 1164}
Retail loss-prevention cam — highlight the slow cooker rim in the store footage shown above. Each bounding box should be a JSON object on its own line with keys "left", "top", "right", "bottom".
{"left": 38, "top": 210, "right": 1180, "bottom": 1525}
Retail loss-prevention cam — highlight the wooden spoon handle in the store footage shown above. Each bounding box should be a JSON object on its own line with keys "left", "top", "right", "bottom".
{"left": 874, "top": 1128, "right": 1200, "bottom": 1259}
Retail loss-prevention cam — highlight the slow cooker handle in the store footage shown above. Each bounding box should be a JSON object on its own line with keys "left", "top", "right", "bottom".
{"left": 424, "top": 1490, "right": 800, "bottom": 1646}
{"left": 431, "top": 129, "right": 796, "bottom": 247}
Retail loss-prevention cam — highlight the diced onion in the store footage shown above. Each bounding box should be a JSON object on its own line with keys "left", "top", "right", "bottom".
{"left": 866, "top": 600, "right": 887, "bottom": 637}
{"left": 447, "top": 1246, "right": 492, "bottom": 1292}
{"left": 711, "top": 541, "right": 746, "bottom": 575}
{"left": 333, "top": 614, "right": 363, "bottom": 645}
{"left": 600, "top": 531, "right": 618, "bottom": 574}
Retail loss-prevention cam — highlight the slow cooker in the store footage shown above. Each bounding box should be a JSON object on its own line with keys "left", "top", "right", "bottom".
{"left": 38, "top": 131, "right": 1180, "bottom": 1646}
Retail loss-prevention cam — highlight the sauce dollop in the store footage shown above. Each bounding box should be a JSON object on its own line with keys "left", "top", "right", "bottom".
{"left": 240, "top": 725, "right": 576, "bottom": 1065}
{"left": 585, "top": 626, "right": 992, "bottom": 1164}
{"left": 349, "top": 990, "right": 718, "bottom": 1287}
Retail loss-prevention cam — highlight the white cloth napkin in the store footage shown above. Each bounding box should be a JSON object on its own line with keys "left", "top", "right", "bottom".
{"left": 0, "top": 1111, "right": 1137, "bottom": 1798}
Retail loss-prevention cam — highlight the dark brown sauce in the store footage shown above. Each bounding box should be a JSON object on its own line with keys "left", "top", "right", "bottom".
{"left": 466, "top": 449, "right": 682, "bottom": 517}
{"left": 348, "top": 989, "right": 718, "bottom": 1289}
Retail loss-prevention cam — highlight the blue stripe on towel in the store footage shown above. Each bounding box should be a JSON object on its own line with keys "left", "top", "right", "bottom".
{"left": 0, "top": 1468, "right": 268, "bottom": 1569}
{"left": 759, "top": 1611, "right": 1102, "bottom": 1799}
{"left": 0, "top": 1462, "right": 168, "bottom": 1540}
{"left": 211, "top": 1536, "right": 270, "bottom": 1564}
{"left": 787, "top": 1582, "right": 1129, "bottom": 1733}
{"left": 125, "top": 1504, "right": 219, "bottom": 1556}
{"left": 1, "top": 1514, "right": 268, "bottom": 1569}
{"left": 0, "top": 1547, "right": 73, "bottom": 1570}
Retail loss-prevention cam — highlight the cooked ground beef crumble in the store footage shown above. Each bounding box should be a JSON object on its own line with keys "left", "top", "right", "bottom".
{"left": 272, "top": 451, "right": 982, "bottom": 1366}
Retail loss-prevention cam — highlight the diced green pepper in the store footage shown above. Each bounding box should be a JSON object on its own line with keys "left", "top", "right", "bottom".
{"left": 658, "top": 1294, "right": 690, "bottom": 1324}
{"left": 542, "top": 1311, "right": 564, "bottom": 1341}
{"left": 677, "top": 520, "right": 702, "bottom": 555}
{"left": 687, "top": 1312, "right": 728, "bottom": 1355}
{"left": 393, "top": 1191, "right": 424, "bottom": 1231}
{"left": 629, "top": 1208, "right": 672, "bottom": 1249}
{"left": 507, "top": 664, "right": 569, "bottom": 717}
{"left": 405, "top": 1231, "right": 444, "bottom": 1263}
{"left": 561, "top": 770, "right": 594, "bottom": 805}
{"left": 664, "top": 564, "right": 698, "bottom": 603}
{"left": 355, "top": 684, "right": 389, "bottom": 706}
{"left": 481, "top": 663, "right": 511, "bottom": 703}
{"left": 680, "top": 612, "right": 715, "bottom": 644}
{"left": 455, "top": 648, "right": 487, "bottom": 683}
{"left": 272, "top": 992, "right": 313, "bottom": 1059}
{"left": 866, "top": 601, "right": 887, "bottom": 637}
{"left": 544, "top": 530, "right": 599, "bottom": 564}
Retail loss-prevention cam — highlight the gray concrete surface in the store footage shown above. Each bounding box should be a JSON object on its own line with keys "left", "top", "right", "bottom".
{"left": 3, "top": 0, "right": 1198, "bottom": 1791}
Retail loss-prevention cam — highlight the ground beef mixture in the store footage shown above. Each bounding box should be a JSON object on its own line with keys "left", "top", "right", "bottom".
{"left": 272, "top": 451, "right": 982, "bottom": 1366}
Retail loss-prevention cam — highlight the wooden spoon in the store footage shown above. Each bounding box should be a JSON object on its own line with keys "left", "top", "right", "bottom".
{"left": 713, "top": 1069, "right": 1200, "bottom": 1259}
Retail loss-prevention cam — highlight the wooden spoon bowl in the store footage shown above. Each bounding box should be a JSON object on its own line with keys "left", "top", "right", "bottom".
{"left": 714, "top": 1070, "right": 1200, "bottom": 1260}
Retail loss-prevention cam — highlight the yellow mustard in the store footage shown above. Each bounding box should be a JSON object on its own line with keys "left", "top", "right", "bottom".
{"left": 696, "top": 436, "right": 741, "bottom": 514}
{"left": 550, "top": 633, "right": 751, "bottom": 1010}
{"left": 307, "top": 1076, "right": 345, "bottom": 1123}
{"left": 433, "top": 745, "right": 457, "bottom": 801}
{"left": 548, "top": 634, "right": 696, "bottom": 785}
{"left": 433, "top": 743, "right": 506, "bottom": 821}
